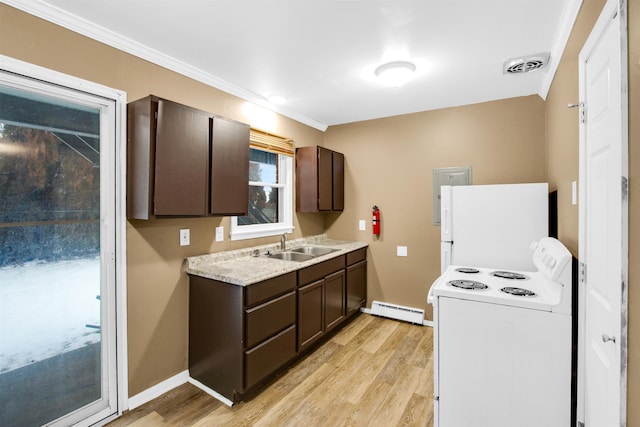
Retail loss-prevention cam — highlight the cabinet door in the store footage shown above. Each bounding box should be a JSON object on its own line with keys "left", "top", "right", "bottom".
{"left": 332, "top": 151, "right": 344, "bottom": 211}
{"left": 317, "top": 147, "right": 333, "bottom": 211}
{"left": 298, "top": 279, "right": 324, "bottom": 351}
{"left": 324, "top": 270, "right": 345, "bottom": 332}
{"left": 154, "top": 99, "right": 210, "bottom": 216}
{"left": 346, "top": 260, "right": 367, "bottom": 316}
{"left": 210, "top": 116, "right": 249, "bottom": 215}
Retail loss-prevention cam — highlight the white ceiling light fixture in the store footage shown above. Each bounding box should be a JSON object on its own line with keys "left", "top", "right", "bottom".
{"left": 374, "top": 61, "right": 416, "bottom": 87}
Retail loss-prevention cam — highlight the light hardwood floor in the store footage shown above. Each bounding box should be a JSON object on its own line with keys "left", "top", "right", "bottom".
{"left": 108, "top": 314, "right": 434, "bottom": 427}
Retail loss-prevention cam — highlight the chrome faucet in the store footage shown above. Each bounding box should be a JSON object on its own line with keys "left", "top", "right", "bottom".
{"left": 280, "top": 233, "right": 287, "bottom": 250}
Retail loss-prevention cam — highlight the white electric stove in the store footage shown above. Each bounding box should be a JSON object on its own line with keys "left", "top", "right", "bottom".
{"left": 428, "top": 237, "right": 573, "bottom": 427}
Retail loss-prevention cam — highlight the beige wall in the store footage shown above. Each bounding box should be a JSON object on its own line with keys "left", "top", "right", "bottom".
{"left": 323, "top": 96, "right": 546, "bottom": 321}
{"left": 0, "top": 4, "right": 326, "bottom": 395}
{"left": 1, "top": 1, "right": 638, "bottom": 423}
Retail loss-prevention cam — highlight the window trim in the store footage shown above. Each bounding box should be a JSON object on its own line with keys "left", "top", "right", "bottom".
{"left": 230, "top": 152, "right": 293, "bottom": 241}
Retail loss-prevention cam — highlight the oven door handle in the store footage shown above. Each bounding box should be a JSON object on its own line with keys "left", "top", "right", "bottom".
{"left": 427, "top": 278, "right": 439, "bottom": 304}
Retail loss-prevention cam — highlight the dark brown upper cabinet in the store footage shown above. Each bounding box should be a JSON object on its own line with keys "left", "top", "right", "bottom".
{"left": 296, "top": 146, "right": 344, "bottom": 212}
{"left": 209, "top": 116, "right": 250, "bottom": 216}
{"left": 127, "top": 95, "right": 249, "bottom": 219}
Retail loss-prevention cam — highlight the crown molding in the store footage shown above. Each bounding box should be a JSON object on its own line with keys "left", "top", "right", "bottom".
{"left": 3, "top": 0, "right": 328, "bottom": 131}
{"left": 538, "top": 0, "right": 583, "bottom": 100}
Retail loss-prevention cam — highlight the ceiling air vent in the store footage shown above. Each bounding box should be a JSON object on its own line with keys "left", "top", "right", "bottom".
{"left": 503, "top": 53, "right": 550, "bottom": 74}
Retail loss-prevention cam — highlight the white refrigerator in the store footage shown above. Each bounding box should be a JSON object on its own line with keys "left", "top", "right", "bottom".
{"left": 440, "top": 183, "right": 548, "bottom": 273}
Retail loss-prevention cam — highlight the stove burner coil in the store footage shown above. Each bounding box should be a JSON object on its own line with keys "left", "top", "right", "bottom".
{"left": 455, "top": 267, "right": 480, "bottom": 274}
{"left": 500, "top": 287, "right": 536, "bottom": 297}
{"left": 448, "top": 280, "right": 488, "bottom": 290}
{"left": 490, "top": 271, "right": 528, "bottom": 280}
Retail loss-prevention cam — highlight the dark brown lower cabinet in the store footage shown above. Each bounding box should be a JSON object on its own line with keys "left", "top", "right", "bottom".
{"left": 324, "top": 270, "right": 346, "bottom": 332}
{"left": 297, "top": 269, "right": 345, "bottom": 352}
{"left": 189, "top": 272, "right": 297, "bottom": 403}
{"left": 297, "top": 256, "right": 346, "bottom": 353}
{"left": 189, "top": 247, "right": 367, "bottom": 403}
{"left": 347, "top": 260, "right": 367, "bottom": 315}
{"left": 346, "top": 248, "right": 367, "bottom": 316}
{"left": 297, "top": 279, "right": 324, "bottom": 351}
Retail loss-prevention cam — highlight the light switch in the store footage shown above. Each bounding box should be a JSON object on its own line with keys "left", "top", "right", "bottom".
{"left": 180, "top": 229, "right": 190, "bottom": 246}
{"left": 571, "top": 181, "right": 577, "bottom": 205}
{"left": 359, "top": 220, "right": 366, "bottom": 231}
{"left": 397, "top": 246, "right": 408, "bottom": 257}
{"left": 215, "top": 226, "right": 224, "bottom": 242}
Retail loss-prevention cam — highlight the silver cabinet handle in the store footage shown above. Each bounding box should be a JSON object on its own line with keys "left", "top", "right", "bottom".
{"left": 602, "top": 334, "right": 616, "bottom": 343}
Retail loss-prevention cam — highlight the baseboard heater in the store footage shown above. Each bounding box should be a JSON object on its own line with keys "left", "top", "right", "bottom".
{"left": 370, "top": 300, "right": 425, "bottom": 325}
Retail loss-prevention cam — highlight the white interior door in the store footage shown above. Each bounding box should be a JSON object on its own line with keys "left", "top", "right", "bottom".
{"left": 578, "top": 0, "right": 628, "bottom": 425}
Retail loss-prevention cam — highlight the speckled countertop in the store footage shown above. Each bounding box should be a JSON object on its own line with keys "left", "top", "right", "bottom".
{"left": 184, "top": 234, "right": 368, "bottom": 286}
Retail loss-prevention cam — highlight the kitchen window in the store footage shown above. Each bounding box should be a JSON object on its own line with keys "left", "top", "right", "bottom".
{"left": 230, "top": 130, "right": 293, "bottom": 240}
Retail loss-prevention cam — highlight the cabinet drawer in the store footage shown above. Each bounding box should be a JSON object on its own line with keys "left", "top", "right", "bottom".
{"left": 298, "top": 256, "right": 345, "bottom": 286}
{"left": 245, "top": 272, "right": 296, "bottom": 307}
{"left": 245, "top": 325, "right": 296, "bottom": 390}
{"left": 245, "top": 291, "right": 295, "bottom": 348}
{"left": 346, "top": 248, "right": 366, "bottom": 266}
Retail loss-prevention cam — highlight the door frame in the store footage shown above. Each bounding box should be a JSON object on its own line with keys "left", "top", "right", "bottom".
{"left": 577, "top": 0, "right": 629, "bottom": 425}
{"left": 0, "top": 54, "right": 129, "bottom": 425}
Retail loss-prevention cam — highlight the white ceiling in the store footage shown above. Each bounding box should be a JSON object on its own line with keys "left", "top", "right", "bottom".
{"left": 7, "top": 0, "right": 582, "bottom": 131}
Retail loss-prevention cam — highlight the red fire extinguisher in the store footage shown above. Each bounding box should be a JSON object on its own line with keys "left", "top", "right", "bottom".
{"left": 372, "top": 205, "right": 381, "bottom": 236}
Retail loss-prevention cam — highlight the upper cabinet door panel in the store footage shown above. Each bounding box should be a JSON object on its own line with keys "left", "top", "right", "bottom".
{"left": 209, "top": 117, "right": 249, "bottom": 216}
{"left": 317, "top": 147, "right": 333, "bottom": 211}
{"left": 154, "top": 99, "right": 210, "bottom": 216}
{"left": 295, "top": 145, "right": 345, "bottom": 213}
{"left": 295, "top": 146, "right": 319, "bottom": 212}
{"left": 127, "top": 98, "right": 155, "bottom": 219}
{"left": 332, "top": 151, "right": 344, "bottom": 211}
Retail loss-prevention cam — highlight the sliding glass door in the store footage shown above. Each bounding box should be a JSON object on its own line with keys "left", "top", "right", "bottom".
{"left": 0, "top": 69, "right": 119, "bottom": 426}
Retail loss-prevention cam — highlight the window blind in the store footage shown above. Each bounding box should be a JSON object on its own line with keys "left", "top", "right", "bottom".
{"left": 250, "top": 129, "right": 294, "bottom": 156}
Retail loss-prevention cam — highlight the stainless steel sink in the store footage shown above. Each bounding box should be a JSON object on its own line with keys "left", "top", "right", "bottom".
{"left": 289, "top": 246, "right": 339, "bottom": 256}
{"left": 266, "top": 251, "right": 315, "bottom": 262}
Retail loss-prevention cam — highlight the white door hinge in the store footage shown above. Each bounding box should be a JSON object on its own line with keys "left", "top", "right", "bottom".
{"left": 580, "top": 262, "right": 587, "bottom": 283}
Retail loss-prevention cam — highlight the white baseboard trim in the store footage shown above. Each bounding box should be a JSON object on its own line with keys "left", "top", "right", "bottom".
{"left": 188, "top": 377, "right": 234, "bottom": 407}
{"left": 128, "top": 370, "right": 189, "bottom": 410}
{"left": 361, "top": 307, "right": 433, "bottom": 327}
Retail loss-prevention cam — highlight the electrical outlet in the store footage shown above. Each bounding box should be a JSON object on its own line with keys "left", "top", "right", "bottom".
{"left": 397, "top": 246, "right": 408, "bottom": 257}
{"left": 215, "top": 226, "right": 224, "bottom": 242}
{"left": 179, "top": 228, "right": 190, "bottom": 246}
{"left": 359, "top": 220, "right": 366, "bottom": 231}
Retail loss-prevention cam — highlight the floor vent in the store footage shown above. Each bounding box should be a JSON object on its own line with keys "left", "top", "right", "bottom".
{"left": 370, "top": 300, "right": 425, "bottom": 325}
